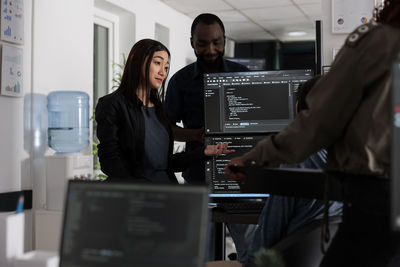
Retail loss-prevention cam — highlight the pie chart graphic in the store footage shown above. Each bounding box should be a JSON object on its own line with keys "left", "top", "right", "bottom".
{"left": 361, "top": 17, "right": 368, "bottom": 24}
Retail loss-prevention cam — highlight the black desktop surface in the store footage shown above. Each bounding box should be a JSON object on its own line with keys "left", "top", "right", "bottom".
{"left": 235, "top": 166, "right": 344, "bottom": 202}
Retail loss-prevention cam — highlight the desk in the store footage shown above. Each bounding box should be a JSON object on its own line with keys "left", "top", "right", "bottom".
{"left": 205, "top": 261, "right": 242, "bottom": 267}
{"left": 212, "top": 209, "right": 260, "bottom": 224}
{"left": 211, "top": 208, "right": 260, "bottom": 260}
{"left": 209, "top": 168, "right": 345, "bottom": 261}
{"left": 210, "top": 167, "right": 345, "bottom": 261}
{"left": 238, "top": 167, "right": 344, "bottom": 201}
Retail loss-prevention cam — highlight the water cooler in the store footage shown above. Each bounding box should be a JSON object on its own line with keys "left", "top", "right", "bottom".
{"left": 37, "top": 91, "right": 93, "bottom": 251}
{"left": 45, "top": 154, "right": 92, "bottom": 210}
{"left": 45, "top": 91, "right": 92, "bottom": 210}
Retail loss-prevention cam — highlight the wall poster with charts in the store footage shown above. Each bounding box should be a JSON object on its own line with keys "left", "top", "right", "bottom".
{"left": 332, "top": 0, "right": 375, "bottom": 34}
{"left": 1, "top": 0, "right": 24, "bottom": 44}
{"left": 1, "top": 44, "right": 23, "bottom": 97}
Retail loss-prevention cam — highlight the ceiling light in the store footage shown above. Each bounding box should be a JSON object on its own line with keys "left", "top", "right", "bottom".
{"left": 288, "top": 31, "right": 307, "bottom": 37}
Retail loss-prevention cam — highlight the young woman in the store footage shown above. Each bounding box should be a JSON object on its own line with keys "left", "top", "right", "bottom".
{"left": 95, "top": 39, "right": 231, "bottom": 182}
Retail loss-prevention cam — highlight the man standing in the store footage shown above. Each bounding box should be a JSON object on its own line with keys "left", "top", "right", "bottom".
{"left": 165, "top": 13, "right": 248, "bottom": 184}
{"left": 165, "top": 13, "right": 253, "bottom": 262}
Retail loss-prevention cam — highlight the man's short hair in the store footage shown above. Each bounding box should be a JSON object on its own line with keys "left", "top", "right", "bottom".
{"left": 191, "top": 13, "right": 225, "bottom": 37}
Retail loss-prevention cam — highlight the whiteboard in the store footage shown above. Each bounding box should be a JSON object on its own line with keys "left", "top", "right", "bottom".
{"left": 332, "top": 0, "right": 375, "bottom": 34}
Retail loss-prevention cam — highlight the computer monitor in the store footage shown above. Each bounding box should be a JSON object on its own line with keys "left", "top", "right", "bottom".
{"left": 204, "top": 69, "right": 313, "bottom": 135}
{"left": 59, "top": 181, "right": 209, "bottom": 267}
{"left": 392, "top": 60, "right": 400, "bottom": 232}
{"left": 205, "top": 135, "right": 269, "bottom": 199}
{"left": 226, "top": 58, "right": 266, "bottom": 70}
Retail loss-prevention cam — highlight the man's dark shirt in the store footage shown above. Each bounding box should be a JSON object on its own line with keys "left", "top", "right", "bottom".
{"left": 165, "top": 59, "right": 248, "bottom": 183}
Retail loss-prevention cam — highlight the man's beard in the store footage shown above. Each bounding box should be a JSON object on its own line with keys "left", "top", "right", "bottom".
{"left": 195, "top": 50, "right": 225, "bottom": 70}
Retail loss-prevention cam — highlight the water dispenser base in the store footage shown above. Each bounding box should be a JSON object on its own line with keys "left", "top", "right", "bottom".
{"left": 45, "top": 153, "right": 93, "bottom": 211}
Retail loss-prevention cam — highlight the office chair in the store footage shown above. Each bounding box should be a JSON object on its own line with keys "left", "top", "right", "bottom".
{"left": 272, "top": 216, "right": 342, "bottom": 267}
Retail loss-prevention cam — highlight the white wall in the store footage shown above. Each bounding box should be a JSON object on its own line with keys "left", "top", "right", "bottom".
{"left": 321, "top": 0, "right": 377, "bottom": 66}
{"left": 321, "top": 1, "right": 347, "bottom": 66}
{"left": 107, "top": 0, "right": 195, "bottom": 76}
{"left": 31, "top": 0, "right": 94, "bottom": 211}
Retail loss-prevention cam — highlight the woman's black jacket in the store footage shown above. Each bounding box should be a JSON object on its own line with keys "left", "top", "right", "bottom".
{"left": 95, "top": 90, "right": 206, "bottom": 183}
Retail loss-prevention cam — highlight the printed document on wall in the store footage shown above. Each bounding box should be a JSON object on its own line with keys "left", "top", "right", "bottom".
{"left": 332, "top": 0, "right": 374, "bottom": 34}
{"left": 1, "top": 0, "right": 24, "bottom": 44}
{"left": 1, "top": 44, "right": 23, "bottom": 97}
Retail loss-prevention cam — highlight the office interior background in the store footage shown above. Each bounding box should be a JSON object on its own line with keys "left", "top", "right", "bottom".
{"left": 0, "top": 0, "right": 381, "bottom": 253}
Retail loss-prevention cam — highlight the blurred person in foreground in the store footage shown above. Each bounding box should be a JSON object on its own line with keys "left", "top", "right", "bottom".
{"left": 242, "top": 76, "right": 342, "bottom": 266}
{"left": 226, "top": 1, "right": 400, "bottom": 266}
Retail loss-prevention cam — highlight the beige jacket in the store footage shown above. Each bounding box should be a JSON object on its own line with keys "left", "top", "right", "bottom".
{"left": 242, "top": 22, "right": 400, "bottom": 179}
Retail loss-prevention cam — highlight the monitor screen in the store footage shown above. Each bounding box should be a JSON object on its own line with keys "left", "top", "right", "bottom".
{"left": 392, "top": 60, "right": 400, "bottom": 232}
{"left": 205, "top": 135, "right": 269, "bottom": 198}
{"left": 204, "top": 69, "right": 313, "bottom": 135}
{"left": 59, "top": 181, "right": 209, "bottom": 267}
{"left": 226, "top": 58, "right": 266, "bottom": 70}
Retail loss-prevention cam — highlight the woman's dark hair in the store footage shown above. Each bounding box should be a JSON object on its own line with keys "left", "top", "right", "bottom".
{"left": 374, "top": 0, "right": 400, "bottom": 28}
{"left": 296, "top": 75, "right": 321, "bottom": 113}
{"left": 117, "top": 39, "right": 170, "bottom": 116}
{"left": 191, "top": 13, "right": 225, "bottom": 37}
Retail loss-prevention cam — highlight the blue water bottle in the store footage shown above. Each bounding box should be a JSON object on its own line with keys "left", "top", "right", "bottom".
{"left": 47, "top": 91, "right": 90, "bottom": 153}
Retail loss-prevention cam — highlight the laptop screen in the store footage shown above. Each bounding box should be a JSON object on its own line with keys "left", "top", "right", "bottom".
{"left": 204, "top": 69, "right": 312, "bottom": 135}
{"left": 205, "top": 135, "right": 269, "bottom": 199}
{"left": 59, "top": 181, "right": 209, "bottom": 267}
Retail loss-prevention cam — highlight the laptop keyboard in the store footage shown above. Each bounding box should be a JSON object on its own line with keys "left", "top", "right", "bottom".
{"left": 217, "top": 201, "right": 266, "bottom": 214}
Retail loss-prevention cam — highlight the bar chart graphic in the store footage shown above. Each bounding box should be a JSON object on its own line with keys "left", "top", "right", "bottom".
{"left": 1, "top": 44, "right": 23, "bottom": 97}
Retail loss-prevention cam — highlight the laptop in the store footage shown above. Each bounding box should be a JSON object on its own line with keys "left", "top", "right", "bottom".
{"left": 203, "top": 69, "right": 313, "bottom": 212}
{"left": 59, "top": 180, "right": 209, "bottom": 267}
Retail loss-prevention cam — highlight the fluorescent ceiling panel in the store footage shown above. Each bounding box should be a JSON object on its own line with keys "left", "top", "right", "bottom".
{"left": 292, "top": 0, "right": 321, "bottom": 4}
{"left": 298, "top": 3, "right": 322, "bottom": 20}
{"left": 188, "top": 10, "right": 248, "bottom": 22}
{"left": 162, "top": 0, "right": 231, "bottom": 14}
{"left": 230, "top": 30, "right": 276, "bottom": 41}
{"left": 227, "top": 0, "right": 293, "bottom": 9}
{"left": 243, "top": 5, "right": 305, "bottom": 21}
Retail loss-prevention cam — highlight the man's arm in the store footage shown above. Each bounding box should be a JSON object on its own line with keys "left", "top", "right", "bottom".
{"left": 165, "top": 75, "right": 182, "bottom": 124}
{"left": 239, "top": 33, "right": 382, "bottom": 167}
{"left": 166, "top": 71, "right": 204, "bottom": 142}
{"left": 171, "top": 124, "right": 204, "bottom": 142}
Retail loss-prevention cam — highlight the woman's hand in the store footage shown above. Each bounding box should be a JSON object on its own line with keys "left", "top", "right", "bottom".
{"left": 225, "top": 157, "right": 246, "bottom": 180}
{"left": 204, "top": 143, "right": 235, "bottom": 157}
